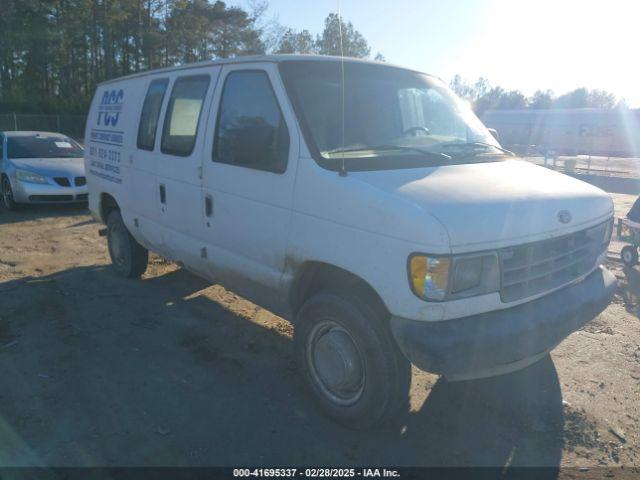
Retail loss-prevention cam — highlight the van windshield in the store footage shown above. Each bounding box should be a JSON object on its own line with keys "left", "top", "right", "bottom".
{"left": 279, "top": 60, "right": 504, "bottom": 171}
{"left": 7, "top": 135, "right": 84, "bottom": 159}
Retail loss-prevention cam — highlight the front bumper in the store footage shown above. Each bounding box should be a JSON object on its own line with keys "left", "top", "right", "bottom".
{"left": 390, "top": 266, "right": 617, "bottom": 380}
{"left": 12, "top": 179, "right": 88, "bottom": 204}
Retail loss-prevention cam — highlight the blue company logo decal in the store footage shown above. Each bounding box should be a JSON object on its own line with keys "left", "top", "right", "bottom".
{"left": 97, "top": 89, "right": 124, "bottom": 127}
{"left": 90, "top": 128, "right": 123, "bottom": 146}
{"left": 89, "top": 160, "right": 122, "bottom": 184}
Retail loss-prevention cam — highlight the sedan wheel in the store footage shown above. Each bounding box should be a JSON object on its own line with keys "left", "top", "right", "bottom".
{"left": 1, "top": 176, "right": 17, "bottom": 211}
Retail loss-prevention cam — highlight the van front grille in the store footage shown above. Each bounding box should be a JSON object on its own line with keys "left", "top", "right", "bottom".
{"left": 499, "top": 221, "right": 608, "bottom": 303}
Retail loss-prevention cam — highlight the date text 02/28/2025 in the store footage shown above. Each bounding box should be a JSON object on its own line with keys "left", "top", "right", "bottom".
{"left": 232, "top": 469, "right": 400, "bottom": 478}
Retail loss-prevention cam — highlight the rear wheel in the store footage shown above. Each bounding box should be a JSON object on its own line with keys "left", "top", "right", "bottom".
{"left": 294, "top": 291, "right": 411, "bottom": 429}
{"left": 1, "top": 176, "right": 17, "bottom": 211}
{"left": 107, "top": 210, "right": 148, "bottom": 278}
{"left": 621, "top": 245, "right": 638, "bottom": 266}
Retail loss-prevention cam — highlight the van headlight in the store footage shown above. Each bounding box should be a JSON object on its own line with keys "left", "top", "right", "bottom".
{"left": 16, "top": 169, "right": 48, "bottom": 184}
{"left": 409, "top": 253, "right": 500, "bottom": 301}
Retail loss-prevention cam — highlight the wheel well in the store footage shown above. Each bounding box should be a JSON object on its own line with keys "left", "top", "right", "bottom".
{"left": 100, "top": 193, "right": 119, "bottom": 223}
{"left": 290, "top": 262, "right": 388, "bottom": 319}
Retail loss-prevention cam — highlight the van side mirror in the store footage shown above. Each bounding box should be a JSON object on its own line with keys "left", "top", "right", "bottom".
{"left": 487, "top": 128, "right": 500, "bottom": 143}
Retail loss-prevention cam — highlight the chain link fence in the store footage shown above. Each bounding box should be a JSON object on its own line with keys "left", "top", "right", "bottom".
{"left": 0, "top": 113, "right": 87, "bottom": 141}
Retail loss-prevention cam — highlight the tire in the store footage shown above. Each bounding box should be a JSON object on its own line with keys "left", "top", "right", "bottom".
{"left": 1, "top": 176, "right": 18, "bottom": 211}
{"left": 621, "top": 245, "right": 638, "bottom": 266}
{"left": 294, "top": 290, "right": 411, "bottom": 429}
{"left": 106, "top": 210, "right": 148, "bottom": 278}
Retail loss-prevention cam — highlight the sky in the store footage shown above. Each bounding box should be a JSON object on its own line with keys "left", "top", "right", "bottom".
{"left": 232, "top": 0, "right": 640, "bottom": 107}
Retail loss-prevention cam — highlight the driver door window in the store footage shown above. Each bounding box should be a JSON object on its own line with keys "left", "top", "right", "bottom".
{"left": 213, "top": 70, "right": 289, "bottom": 174}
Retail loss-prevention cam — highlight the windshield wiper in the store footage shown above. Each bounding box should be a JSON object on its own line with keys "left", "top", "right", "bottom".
{"left": 439, "top": 141, "right": 515, "bottom": 156}
{"left": 324, "top": 144, "right": 452, "bottom": 161}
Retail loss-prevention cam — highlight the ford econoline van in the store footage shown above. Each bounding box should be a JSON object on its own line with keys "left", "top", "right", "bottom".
{"left": 85, "top": 55, "right": 616, "bottom": 428}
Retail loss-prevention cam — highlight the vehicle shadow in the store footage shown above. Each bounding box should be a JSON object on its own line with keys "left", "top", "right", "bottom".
{"left": 394, "top": 358, "right": 563, "bottom": 473}
{"left": 0, "top": 203, "right": 88, "bottom": 226}
{"left": 0, "top": 265, "right": 563, "bottom": 472}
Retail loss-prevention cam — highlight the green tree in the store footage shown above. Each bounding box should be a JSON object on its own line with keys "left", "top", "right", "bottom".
{"left": 552, "top": 88, "right": 616, "bottom": 109}
{"left": 374, "top": 52, "right": 385, "bottom": 62}
{"left": 586, "top": 89, "right": 617, "bottom": 109}
{"left": 0, "top": 1, "right": 378, "bottom": 115}
{"left": 449, "top": 75, "right": 491, "bottom": 103}
{"left": 529, "top": 90, "right": 554, "bottom": 109}
{"left": 449, "top": 75, "right": 476, "bottom": 102}
{"left": 553, "top": 87, "right": 589, "bottom": 108}
{"left": 207, "top": 1, "right": 265, "bottom": 58}
{"left": 474, "top": 87, "right": 506, "bottom": 115}
{"left": 473, "top": 77, "right": 491, "bottom": 100}
{"left": 498, "top": 90, "right": 528, "bottom": 109}
{"left": 315, "top": 13, "right": 370, "bottom": 58}
{"left": 166, "top": 0, "right": 264, "bottom": 62}
{"left": 276, "top": 28, "right": 316, "bottom": 54}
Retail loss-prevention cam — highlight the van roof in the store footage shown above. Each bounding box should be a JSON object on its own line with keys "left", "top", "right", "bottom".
{"left": 98, "top": 54, "right": 437, "bottom": 86}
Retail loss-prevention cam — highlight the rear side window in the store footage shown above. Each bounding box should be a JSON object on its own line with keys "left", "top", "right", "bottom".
{"left": 213, "top": 71, "right": 289, "bottom": 173}
{"left": 137, "top": 78, "right": 169, "bottom": 151}
{"left": 161, "top": 75, "right": 210, "bottom": 157}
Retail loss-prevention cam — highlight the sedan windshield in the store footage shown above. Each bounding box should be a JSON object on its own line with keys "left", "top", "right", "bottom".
{"left": 7, "top": 135, "right": 84, "bottom": 159}
{"left": 279, "top": 60, "right": 504, "bottom": 170}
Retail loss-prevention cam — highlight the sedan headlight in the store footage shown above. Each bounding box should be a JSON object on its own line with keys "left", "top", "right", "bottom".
{"left": 16, "top": 169, "right": 48, "bottom": 184}
{"left": 409, "top": 252, "right": 500, "bottom": 301}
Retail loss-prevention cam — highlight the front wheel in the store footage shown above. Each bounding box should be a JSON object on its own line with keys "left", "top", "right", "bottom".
{"left": 621, "top": 245, "right": 638, "bottom": 266}
{"left": 294, "top": 291, "right": 411, "bottom": 429}
{"left": 107, "top": 210, "right": 148, "bottom": 278}
{"left": 1, "top": 176, "right": 17, "bottom": 211}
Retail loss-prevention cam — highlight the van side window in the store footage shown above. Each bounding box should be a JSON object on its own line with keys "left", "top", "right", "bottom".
{"left": 161, "top": 75, "right": 210, "bottom": 157}
{"left": 213, "top": 71, "right": 289, "bottom": 173}
{"left": 137, "top": 78, "right": 169, "bottom": 151}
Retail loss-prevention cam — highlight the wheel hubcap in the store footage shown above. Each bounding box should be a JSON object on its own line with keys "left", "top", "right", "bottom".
{"left": 308, "top": 321, "right": 365, "bottom": 405}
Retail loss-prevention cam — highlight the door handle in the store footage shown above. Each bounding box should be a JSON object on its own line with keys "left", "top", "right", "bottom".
{"left": 205, "top": 194, "right": 213, "bottom": 217}
{"left": 159, "top": 184, "right": 166, "bottom": 204}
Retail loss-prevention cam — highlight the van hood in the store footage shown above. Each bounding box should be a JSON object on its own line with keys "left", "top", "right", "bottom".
{"left": 351, "top": 159, "right": 613, "bottom": 252}
{"left": 10, "top": 157, "right": 85, "bottom": 178}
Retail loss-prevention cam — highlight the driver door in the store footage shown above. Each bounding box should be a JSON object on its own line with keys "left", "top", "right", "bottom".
{"left": 200, "top": 63, "right": 299, "bottom": 306}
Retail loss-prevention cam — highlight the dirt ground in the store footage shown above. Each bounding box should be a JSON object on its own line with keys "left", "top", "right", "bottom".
{"left": 0, "top": 181, "right": 639, "bottom": 471}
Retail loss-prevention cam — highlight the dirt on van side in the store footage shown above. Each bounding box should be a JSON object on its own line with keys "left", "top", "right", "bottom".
{"left": 0, "top": 198, "right": 638, "bottom": 472}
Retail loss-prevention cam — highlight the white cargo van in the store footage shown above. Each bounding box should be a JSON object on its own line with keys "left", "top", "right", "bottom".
{"left": 85, "top": 55, "right": 616, "bottom": 428}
